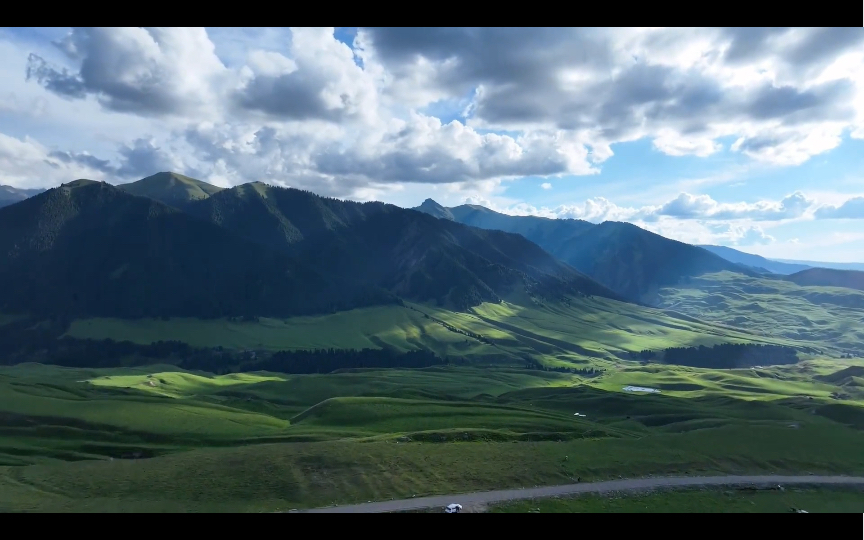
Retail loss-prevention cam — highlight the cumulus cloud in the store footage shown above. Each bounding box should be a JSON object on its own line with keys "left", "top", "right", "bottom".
{"left": 471, "top": 191, "right": 819, "bottom": 225}
{"left": 26, "top": 27, "right": 227, "bottom": 116}
{"left": 454, "top": 194, "right": 781, "bottom": 247}
{"left": 707, "top": 222, "right": 776, "bottom": 245}
{"left": 115, "top": 138, "right": 187, "bottom": 178}
{"left": 43, "top": 138, "right": 185, "bottom": 181}
{"left": 540, "top": 182, "right": 552, "bottom": 190}
{"left": 47, "top": 149, "right": 116, "bottom": 174}
{"left": 361, "top": 27, "right": 864, "bottom": 165}
{"left": 233, "top": 28, "right": 379, "bottom": 123}
{"left": 8, "top": 26, "right": 864, "bottom": 206}
{"left": 658, "top": 191, "right": 813, "bottom": 221}
{"left": 0, "top": 133, "right": 117, "bottom": 188}
{"left": 815, "top": 197, "right": 864, "bottom": 219}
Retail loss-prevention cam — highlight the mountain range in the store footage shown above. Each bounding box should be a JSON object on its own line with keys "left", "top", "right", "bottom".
{"left": 697, "top": 245, "right": 812, "bottom": 275}
{"left": 2, "top": 173, "right": 863, "bottom": 326}
{"left": 415, "top": 199, "right": 755, "bottom": 304}
{"left": 0, "top": 185, "right": 44, "bottom": 208}
{"left": 0, "top": 173, "right": 622, "bottom": 322}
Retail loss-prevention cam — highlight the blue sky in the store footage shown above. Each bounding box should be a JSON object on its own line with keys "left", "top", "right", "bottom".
{"left": 1, "top": 27, "right": 863, "bottom": 261}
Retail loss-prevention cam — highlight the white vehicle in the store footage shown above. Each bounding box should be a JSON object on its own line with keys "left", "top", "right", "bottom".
{"left": 444, "top": 503, "right": 462, "bottom": 513}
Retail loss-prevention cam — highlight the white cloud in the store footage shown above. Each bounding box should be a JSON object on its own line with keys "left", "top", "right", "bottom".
{"left": 467, "top": 191, "right": 821, "bottom": 225}
{"left": 2, "top": 26, "right": 861, "bottom": 262}
{"left": 362, "top": 27, "right": 863, "bottom": 166}
{"left": 431, "top": 190, "right": 864, "bottom": 250}
{"left": 815, "top": 197, "right": 864, "bottom": 219}
{"left": 3, "top": 26, "right": 860, "bottom": 202}
{"left": 26, "top": 27, "right": 228, "bottom": 117}
{"left": 657, "top": 191, "right": 813, "bottom": 221}
{"left": 0, "top": 133, "right": 118, "bottom": 188}
{"left": 709, "top": 223, "right": 776, "bottom": 245}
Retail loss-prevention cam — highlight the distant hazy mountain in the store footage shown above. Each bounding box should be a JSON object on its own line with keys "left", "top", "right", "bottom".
{"left": 785, "top": 268, "right": 864, "bottom": 292}
{"left": 0, "top": 185, "right": 44, "bottom": 208}
{"left": 415, "top": 200, "right": 750, "bottom": 304}
{"left": 770, "top": 258, "right": 864, "bottom": 272}
{"left": 698, "top": 245, "right": 812, "bottom": 275}
{"left": 116, "top": 172, "right": 224, "bottom": 208}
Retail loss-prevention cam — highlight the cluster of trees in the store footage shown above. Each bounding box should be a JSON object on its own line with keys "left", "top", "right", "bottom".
{"left": 628, "top": 349, "right": 657, "bottom": 360}
{"left": 523, "top": 358, "right": 605, "bottom": 375}
{"left": 661, "top": 343, "right": 799, "bottom": 369}
{"left": 0, "top": 319, "right": 449, "bottom": 375}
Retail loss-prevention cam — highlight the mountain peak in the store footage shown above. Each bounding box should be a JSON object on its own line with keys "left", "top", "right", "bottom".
{"left": 61, "top": 179, "right": 101, "bottom": 189}
{"left": 414, "top": 198, "right": 454, "bottom": 220}
{"left": 118, "top": 172, "right": 223, "bottom": 208}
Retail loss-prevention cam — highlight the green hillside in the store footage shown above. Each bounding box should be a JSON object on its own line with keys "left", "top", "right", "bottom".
{"left": 785, "top": 268, "right": 864, "bottom": 292}
{"left": 116, "top": 172, "right": 223, "bottom": 207}
{"left": 657, "top": 271, "right": 864, "bottom": 356}
{"left": 60, "top": 294, "right": 785, "bottom": 365}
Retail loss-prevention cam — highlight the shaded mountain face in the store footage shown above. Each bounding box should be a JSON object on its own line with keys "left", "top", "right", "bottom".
{"left": 698, "top": 245, "right": 811, "bottom": 275}
{"left": 0, "top": 175, "right": 625, "bottom": 321}
{"left": 555, "top": 222, "right": 755, "bottom": 304}
{"left": 0, "top": 185, "right": 45, "bottom": 208}
{"left": 185, "top": 184, "right": 626, "bottom": 309}
{"left": 785, "top": 268, "right": 864, "bottom": 292}
{"left": 0, "top": 181, "right": 393, "bottom": 319}
{"left": 116, "top": 172, "right": 224, "bottom": 209}
{"left": 416, "top": 200, "right": 749, "bottom": 304}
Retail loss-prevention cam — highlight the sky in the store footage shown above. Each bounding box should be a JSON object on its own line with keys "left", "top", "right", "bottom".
{"left": 1, "top": 27, "right": 864, "bottom": 262}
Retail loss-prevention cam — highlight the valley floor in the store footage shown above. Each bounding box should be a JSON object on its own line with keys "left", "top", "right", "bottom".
{"left": 2, "top": 289, "right": 864, "bottom": 513}
{"left": 2, "top": 357, "right": 864, "bottom": 512}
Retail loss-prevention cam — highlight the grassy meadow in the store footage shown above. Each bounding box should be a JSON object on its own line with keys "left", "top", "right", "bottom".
{"left": 2, "top": 356, "right": 864, "bottom": 512}
{"left": 658, "top": 272, "right": 864, "bottom": 356}
{"left": 64, "top": 295, "right": 793, "bottom": 366}
{"left": 3, "top": 285, "right": 864, "bottom": 512}
{"left": 489, "top": 486, "right": 864, "bottom": 513}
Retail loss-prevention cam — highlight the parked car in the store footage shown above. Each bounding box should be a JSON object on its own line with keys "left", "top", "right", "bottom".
{"left": 444, "top": 503, "right": 462, "bottom": 513}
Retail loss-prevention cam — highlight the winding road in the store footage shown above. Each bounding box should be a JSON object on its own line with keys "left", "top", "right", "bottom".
{"left": 300, "top": 475, "right": 864, "bottom": 513}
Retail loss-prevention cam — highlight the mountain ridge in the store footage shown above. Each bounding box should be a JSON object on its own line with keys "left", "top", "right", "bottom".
{"left": 415, "top": 199, "right": 753, "bottom": 304}
{"left": 785, "top": 267, "right": 864, "bottom": 292}
{"left": 0, "top": 175, "right": 627, "bottom": 322}
{"left": 117, "top": 172, "right": 224, "bottom": 208}
{"left": 0, "top": 185, "right": 46, "bottom": 208}
{"left": 698, "top": 245, "right": 812, "bottom": 275}
{"left": 183, "top": 182, "right": 627, "bottom": 309}
{"left": 0, "top": 180, "right": 394, "bottom": 319}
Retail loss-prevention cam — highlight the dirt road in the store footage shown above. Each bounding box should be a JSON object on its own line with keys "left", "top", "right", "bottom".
{"left": 300, "top": 475, "right": 864, "bottom": 513}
